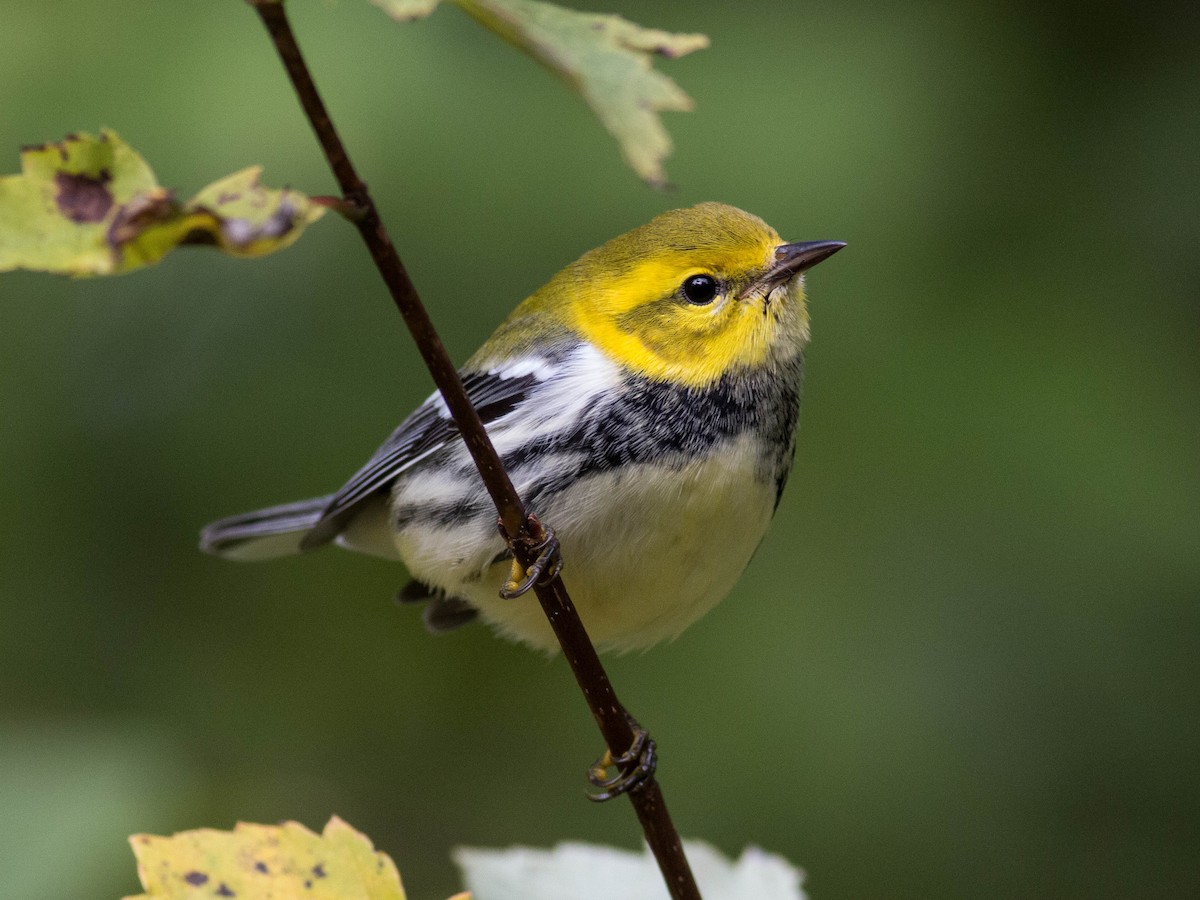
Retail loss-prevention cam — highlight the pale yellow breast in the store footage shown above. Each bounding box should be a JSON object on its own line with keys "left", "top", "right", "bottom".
{"left": 465, "top": 432, "right": 778, "bottom": 653}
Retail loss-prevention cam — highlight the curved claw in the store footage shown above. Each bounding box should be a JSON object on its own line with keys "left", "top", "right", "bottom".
{"left": 587, "top": 726, "right": 658, "bottom": 803}
{"left": 499, "top": 528, "right": 563, "bottom": 599}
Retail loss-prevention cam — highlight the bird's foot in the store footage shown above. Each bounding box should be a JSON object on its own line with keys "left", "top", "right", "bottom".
{"left": 498, "top": 526, "right": 563, "bottom": 599}
{"left": 587, "top": 718, "right": 658, "bottom": 802}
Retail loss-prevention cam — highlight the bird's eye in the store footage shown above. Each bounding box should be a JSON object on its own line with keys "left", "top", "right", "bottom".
{"left": 681, "top": 274, "right": 719, "bottom": 305}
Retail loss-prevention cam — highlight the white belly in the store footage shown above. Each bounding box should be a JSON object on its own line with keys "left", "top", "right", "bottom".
{"left": 395, "top": 433, "right": 778, "bottom": 653}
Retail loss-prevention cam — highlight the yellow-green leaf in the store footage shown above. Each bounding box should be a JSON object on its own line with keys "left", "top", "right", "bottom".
{"left": 0, "top": 130, "right": 325, "bottom": 277}
{"left": 373, "top": 0, "right": 709, "bottom": 187}
{"left": 157, "top": 166, "right": 324, "bottom": 261}
{"left": 124, "top": 816, "right": 406, "bottom": 900}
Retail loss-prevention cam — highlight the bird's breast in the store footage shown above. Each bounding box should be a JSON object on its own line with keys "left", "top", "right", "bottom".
{"left": 476, "top": 430, "right": 782, "bottom": 652}
{"left": 391, "top": 343, "right": 805, "bottom": 651}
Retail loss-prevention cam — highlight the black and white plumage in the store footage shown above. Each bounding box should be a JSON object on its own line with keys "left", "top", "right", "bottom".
{"left": 202, "top": 342, "right": 802, "bottom": 652}
{"left": 201, "top": 203, "right": 843, "bottom": 652}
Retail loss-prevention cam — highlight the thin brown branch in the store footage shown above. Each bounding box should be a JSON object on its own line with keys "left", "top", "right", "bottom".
{"left": 246, "top": 2, "right": 701, "bottom": 898}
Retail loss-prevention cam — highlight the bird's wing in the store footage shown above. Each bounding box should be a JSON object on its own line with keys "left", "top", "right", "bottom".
{"left": 300, "top": 367, "right": 542, "bottom": 549}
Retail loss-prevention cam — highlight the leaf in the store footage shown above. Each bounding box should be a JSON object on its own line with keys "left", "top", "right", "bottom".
{"left": 371, "top": 0, "right": 443, "bottom": 21}
{"left": 372, "top": 0, "right": 709, "bottom": 187}
{"left": 124, "top": 816, "right": 407, "bottom": 900}
{"left": 176, "top": 166, "right": 325, "bottom": 259}
{"left": 0, "top": 129, "right": 325, "bottom": 277}
{"left": 454, "top": 840, "right": 807, "bottom": 900}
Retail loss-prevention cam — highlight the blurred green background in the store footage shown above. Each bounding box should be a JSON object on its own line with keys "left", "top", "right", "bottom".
{"left": 1, "top": 1, "right": 1197, "bottom": 898}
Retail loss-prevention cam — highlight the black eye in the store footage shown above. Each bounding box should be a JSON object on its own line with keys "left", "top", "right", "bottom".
{"left": 681, "top": 274, "right": 719, "bottom": 305}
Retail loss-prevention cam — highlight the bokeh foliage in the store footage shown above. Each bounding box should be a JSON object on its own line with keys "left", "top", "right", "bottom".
{"left": 1, "top": 1, "right": 1197, "bottom": 899}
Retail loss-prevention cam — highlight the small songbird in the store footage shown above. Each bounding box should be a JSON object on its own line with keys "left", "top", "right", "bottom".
{"left": 201, "top": 203, "right": 844, "bottom": 653}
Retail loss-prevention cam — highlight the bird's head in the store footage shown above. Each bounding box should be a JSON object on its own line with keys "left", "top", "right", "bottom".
{"left": 558, "top": 202, "right": 844, "bottom": 388}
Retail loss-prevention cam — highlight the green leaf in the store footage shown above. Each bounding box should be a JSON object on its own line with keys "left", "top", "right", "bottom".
{"left": 372, "top": 0, "right": 709, "bottom": 187}
{"left": 124, "top": 817, "right": 407, "bottom": 900}
{"left": 0, "top": 129, "right": 325, "bottom": 277}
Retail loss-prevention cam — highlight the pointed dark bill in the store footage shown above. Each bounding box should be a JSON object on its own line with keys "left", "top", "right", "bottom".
{"left": 767, "top": 240, "right": 846, "bottom": 283}
{"left": 740, "top": 240, "right": 845, "bottom": 299}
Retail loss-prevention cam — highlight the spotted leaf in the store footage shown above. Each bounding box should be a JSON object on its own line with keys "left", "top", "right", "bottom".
{"left": 124, "top": 817, "right": 409, "bottom": 900}
{"left": 0, "top": 130, "right": 325, "bottom": 277}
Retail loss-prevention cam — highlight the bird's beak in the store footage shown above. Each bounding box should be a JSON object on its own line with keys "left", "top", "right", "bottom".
{"left": 766, "top": 240, "right": 846, "bottom": 284}
{"left": 740, "top": 240, "right": 845, "bottom": 300}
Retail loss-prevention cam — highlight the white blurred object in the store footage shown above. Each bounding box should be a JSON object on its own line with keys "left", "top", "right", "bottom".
{"left": 454, "top": 840, "right": 806, "bottom": 900}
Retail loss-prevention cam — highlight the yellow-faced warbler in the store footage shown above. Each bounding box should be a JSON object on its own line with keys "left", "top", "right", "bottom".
{"left": 201, "top": 203, "right": 844, "bottom": 653}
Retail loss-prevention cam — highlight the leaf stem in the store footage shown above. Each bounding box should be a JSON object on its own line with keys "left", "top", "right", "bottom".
{"left": 245, "top": 3, "right": 701, "bottom": 898}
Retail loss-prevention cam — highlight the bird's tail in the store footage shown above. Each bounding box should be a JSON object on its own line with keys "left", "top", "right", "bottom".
{"left": 199, "top": 496, "right": 333, "bottom": 561}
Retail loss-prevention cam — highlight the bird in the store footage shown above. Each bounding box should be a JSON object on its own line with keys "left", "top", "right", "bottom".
{"left": 200, "top": 202, "right": 844, "bottom": 654}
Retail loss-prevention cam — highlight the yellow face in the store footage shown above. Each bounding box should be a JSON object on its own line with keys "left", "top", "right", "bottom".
{"left": 571, "top": 246, "right": 810, "bottom": 388}
{"left": 566, "top": 203, "right": 812, "bottom": 388}
{"left": 478, "top": 203, "right": 836, "bottom": 388}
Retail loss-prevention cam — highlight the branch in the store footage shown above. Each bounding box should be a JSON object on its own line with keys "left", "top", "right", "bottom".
{"left": 246, "top": 3, "right": 701, "bottom": 898}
